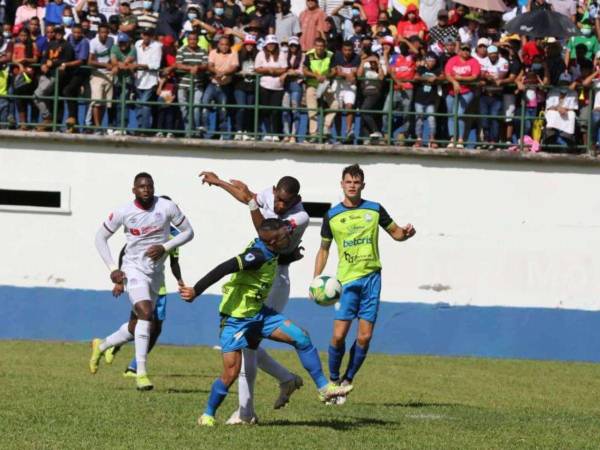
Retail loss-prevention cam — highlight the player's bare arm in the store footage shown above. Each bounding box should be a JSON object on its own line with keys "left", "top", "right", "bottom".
{"left": 313, "top": 239, "right": 332, "bottom": 277}
{"left": 199, "top": 171, "right": 256, "bottom": 204}
{"left": 386, "top": 223, "right": 416, "bottom": 242}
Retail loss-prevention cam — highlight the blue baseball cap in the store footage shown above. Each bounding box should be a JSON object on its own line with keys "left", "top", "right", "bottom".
{"left": 117, "top": 32, "right": 130, "bottom": 43}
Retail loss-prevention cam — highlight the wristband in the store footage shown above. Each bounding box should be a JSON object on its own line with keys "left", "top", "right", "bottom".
{"left": 248, "top": 198, "right": 259, "bottom": 211}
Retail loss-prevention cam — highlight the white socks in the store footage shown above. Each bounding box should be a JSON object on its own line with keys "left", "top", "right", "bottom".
{"left": 257, "top": 347, "right": 294, "bottom": 383}
{"left": 238, "top": 348, "right": 257, "bottom": 419}
{"left": 99, "top": 322, "right": 133, "bottom": 352}
{"left": 134, "top": 320, "right": 151, "bottom": 376}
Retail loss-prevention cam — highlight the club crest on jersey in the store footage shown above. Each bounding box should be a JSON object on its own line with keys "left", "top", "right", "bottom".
{"left": 364, "top": 213, "right": 373, "bottom": 222}
{"left": 154, "top": 212, "right": 163, "bottom": 221}
{"left": 245, "top": 253, "right": 256, "bottom": 262}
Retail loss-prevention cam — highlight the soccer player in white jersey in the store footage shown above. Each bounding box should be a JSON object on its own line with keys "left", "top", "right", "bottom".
{"left": 90, "top": 172, "right": 195, "bottom": 390}
{"left": 200, "top": 172, "right": 309, "bottom": 424}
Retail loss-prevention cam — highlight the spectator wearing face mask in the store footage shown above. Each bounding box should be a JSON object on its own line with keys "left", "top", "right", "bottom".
{"left": 46, "top": 0, "right": 68, "bottom": 26}
{"left": 370, "top": 11, "right": 395, "bottom": 37}
{"left": 565, "top": 22, "right": 599, "bottom": 68}
{"left": 134, "top": 0, "right": 160, "bottom": 35}
{"left": 429, "top": 10, "right": 457, "bottom": 45}
{"left": 62, "top": 7, "right": 77, "bottom": 38}
{"left": 543, "top": 72, "right": 578, "bottom": 152}
{"left": 333, "top": 0, "right": 366, "bottom": 41}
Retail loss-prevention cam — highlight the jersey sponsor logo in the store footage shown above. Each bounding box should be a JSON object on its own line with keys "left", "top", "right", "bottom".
{"left": 233, "top": 331, "right": 244, "bottom": 341}
{"left": 343, "top": 251, "right": 373, "bottom": 264}
{"left": 343, "top": 237, "right": 373, "bottom": 248}
{"left": 129, "top": 226, "right": 162, "bottom": 236}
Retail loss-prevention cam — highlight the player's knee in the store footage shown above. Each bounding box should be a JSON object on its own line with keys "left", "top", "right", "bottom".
{"left": 357, "top": 331, "right": 373, "bottom": 347}
{"left": 283, "top": 322, "right": 312, "bottom": 351}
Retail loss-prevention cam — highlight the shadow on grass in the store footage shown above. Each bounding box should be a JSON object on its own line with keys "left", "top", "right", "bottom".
{"left": 360, "top": 401, "right": 467, "bottom": 408}
{"left": 165, "top": 388, "right": 210, "bottom": 394}
{"left": 265, "top": 417, "right": 397, "bottom": 430}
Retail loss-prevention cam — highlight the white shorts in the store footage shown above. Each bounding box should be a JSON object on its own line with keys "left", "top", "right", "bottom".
{"left": 337, "top": 88, "right": 356, "bottom": 106}
{"left": 265, "top": 264, "right": 290, "bottom": 313}
{"left": 123, "top": 266, "right": 163, "bottom": 307}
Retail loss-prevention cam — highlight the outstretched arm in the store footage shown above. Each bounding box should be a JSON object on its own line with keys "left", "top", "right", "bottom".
{"left": 199, "top": 171, "right": 265, "bottom": 231}
{"left": 179, "top": 249, "right": 266, "bottom": 302}
{"left": 386, "top": 223, "right": 416, "bottom": 241}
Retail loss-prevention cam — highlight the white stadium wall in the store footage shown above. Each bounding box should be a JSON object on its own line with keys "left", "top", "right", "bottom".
{"left": 2, "top": 133, "right": 600, "bottom": 361}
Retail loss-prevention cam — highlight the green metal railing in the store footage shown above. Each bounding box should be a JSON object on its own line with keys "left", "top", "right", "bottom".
{"left": 0, "top": 65, "right": 596, "bottom": 155}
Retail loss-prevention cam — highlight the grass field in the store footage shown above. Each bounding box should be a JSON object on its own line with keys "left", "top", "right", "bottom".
{"left": 1, "top": 341, "right": 599, "bottom": 449}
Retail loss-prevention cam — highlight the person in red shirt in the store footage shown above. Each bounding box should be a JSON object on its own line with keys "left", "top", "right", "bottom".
{"left": 444, "top": 43, "right": 481, "bottom": 148}
{"left": 361, "top": 0, "right": 386, "bottom": 26}
{"left": 521, "top": 37, "right": 544, "bottom": 67}
{"left": 395, "top": 4, "right": 427, "bottom": 41}
{"left": 383, "top": 43, "right": 416, "bottom": 144}
{"left": 299, "top": 0, "right": 327, "bottom": 51}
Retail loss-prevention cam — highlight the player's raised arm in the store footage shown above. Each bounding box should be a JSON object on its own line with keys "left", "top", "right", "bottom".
{"left": 179, "top": 248, "right": 267, "bottom": 302}
{"left": 378, "top": 205, "right": 416, "bottom": 242}
{"left": 95, "top": 210, "right": 125, "bottom": 284}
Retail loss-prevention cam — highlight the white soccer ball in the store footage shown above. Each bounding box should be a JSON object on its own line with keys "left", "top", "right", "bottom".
{"left": 309, "top": 275, "right": 342, "bottom": 306}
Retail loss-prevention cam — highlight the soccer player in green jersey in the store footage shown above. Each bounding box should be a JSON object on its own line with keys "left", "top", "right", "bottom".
{"left": 179, "top": 218, "right": 352, "bottom": 426}
{"left": 313, "top": 164, "right": 416, "bottom": 400}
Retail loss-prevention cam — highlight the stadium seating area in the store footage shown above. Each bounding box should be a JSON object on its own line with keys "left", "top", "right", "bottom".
{"left": 0, "top": 0, "right": 599, "bottom": 152}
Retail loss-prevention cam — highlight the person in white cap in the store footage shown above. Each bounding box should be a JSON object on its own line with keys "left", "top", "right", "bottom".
{"left": 471, "top": 37, "right": 489, "bottom": 66}
{"left": 281, "top": 35, "right": 305, "bottom": 143}
{"left": 479, "top": 44, "right": 509, "bottom": 149}
{"left": 255, "top": 34, "right": 288, "bottom": 141}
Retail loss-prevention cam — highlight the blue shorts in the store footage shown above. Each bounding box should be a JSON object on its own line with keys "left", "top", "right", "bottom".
{"left": 154, "top": 295, "right": 167, "bottom": 321}
{"left": 335, "top": 271, "right": 382, "bottom": 324}
{"left": 219, "top": 306, "right": 287, "bottom": 353}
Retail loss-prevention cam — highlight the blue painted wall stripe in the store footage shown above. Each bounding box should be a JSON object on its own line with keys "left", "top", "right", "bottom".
{"left": 2, "top": 286, "right": 599, "bottom": 362}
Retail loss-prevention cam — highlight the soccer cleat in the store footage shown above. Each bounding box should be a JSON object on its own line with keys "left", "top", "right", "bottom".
{"left": 274, "top": 374, "right": 304, "bottom": 409}
{"left": 136, "top": 374, "right": 154, "bottom": 391}
{"left": 198, "top": 414, "right": 216, "bottom": 427}
{"left": 318, "top": 382, "right": 353, "bottom": 403}
{"left": 225, "top": 408, "right": 259, "bottom": 425}
{"left": 123, "top": 367, "right": 137, "bottom": 378}
{"left": 89, "top": 338, "right": 104, "bottom": 374}
{"left": 104, "top": 346, "right": 116, "bottom": 364}
{"left": 326, "top": 379, "right": 352, "bottom": 405}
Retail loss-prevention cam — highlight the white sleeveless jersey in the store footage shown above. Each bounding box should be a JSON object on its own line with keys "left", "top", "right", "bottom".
{"left": 256, "top": 187, "right": 309, "bottom": 255}
{"left": 103, "top": 196, "right": 186, "bottom": 275}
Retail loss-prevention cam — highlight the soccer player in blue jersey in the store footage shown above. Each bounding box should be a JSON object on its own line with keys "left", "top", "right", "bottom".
{"left": 313, "top": 164, "right": 416, "bottom": 402}
{"left": 179, "top": 218, "right": 352, "bottom": 426}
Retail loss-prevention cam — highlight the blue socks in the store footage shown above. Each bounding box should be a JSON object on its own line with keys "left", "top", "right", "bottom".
{"left": 296, "top": 344, "right": 328, "bottom": 389}
{"left": 204, "top": 378, "right": 229, "bottom": 417}
{"left": 328, "top": 342, "right": 345, "bottom": 381}
{"left": 128, "top": 357, "right": 137, "bottom": 371}
{"left": 343, "top": 341, "right": 369, "bottom": 382}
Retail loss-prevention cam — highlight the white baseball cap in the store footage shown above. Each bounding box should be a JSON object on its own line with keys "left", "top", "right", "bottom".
{"left": 264, "top": 34, "right": 279, "bottom": 45}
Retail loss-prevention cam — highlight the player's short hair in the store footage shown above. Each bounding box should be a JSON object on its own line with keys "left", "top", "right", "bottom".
{"left": 259, "top": 218, "right": 286, "bottom": 232}
{"left": 342, "top": 164, "right": 364, "bottom": 181}
{"left": 276, "top": 176, "right": 300, "bottom": 196}
{"left": 134, "top": 172, "right": 153, "bottom": 184}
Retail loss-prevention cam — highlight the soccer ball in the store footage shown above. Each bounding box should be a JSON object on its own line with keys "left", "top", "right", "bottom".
{"left": 309, "top": 275, "right": 342, "bottom": 306}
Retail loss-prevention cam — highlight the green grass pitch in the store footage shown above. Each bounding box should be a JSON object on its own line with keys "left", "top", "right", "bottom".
{"left": 1, "top": 340, "right": 599, "bottom": 449}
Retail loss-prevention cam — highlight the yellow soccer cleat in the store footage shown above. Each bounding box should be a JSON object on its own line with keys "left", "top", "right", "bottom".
{"left": 318, "top": 382, "right": 353, "bottom": 403}
{"left": 136, "top": 374, "right": 154, "bottom": 391}
{"left": 198, "top": 414, "right": 216, "bottom": 427}
{"left": 123, "top": 368, "right": 137, "bottom": 378}
{"left": 104, "top": 346, "right": 116, "bottom": 364}
{"left": 89, "top": 338, "right": 103, "bottom": 374}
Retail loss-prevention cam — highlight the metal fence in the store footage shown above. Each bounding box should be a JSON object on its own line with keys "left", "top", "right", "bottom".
{"left": 0, "top": 65, "right": 596, "bottom": 155}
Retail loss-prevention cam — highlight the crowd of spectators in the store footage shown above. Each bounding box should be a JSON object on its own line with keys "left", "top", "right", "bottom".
{"left": 0, "top": 0, "right": 599, "bottom": 152}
